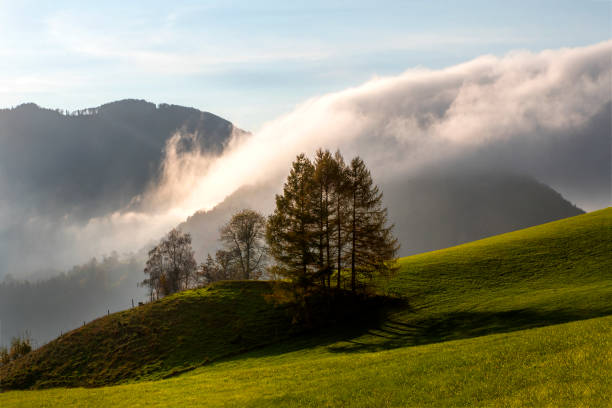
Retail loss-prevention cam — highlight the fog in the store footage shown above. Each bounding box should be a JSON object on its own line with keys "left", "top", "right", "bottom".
{"left": 151, "top": 40, "right": 610, "bottom": 230}
{"left": 0, "top": 41, "right": 610, "bottom": 280}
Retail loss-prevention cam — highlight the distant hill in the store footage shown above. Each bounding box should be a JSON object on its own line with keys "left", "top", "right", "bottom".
{"left": 0, "top": 254, "right": 146, "bottom": 349}
{"left": 383, "top": 170, "right": 585, "bottom": 255}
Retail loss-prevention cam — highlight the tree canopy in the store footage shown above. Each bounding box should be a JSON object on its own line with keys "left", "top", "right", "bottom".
{"left": 266, "top": 149, "right": 399, "bottom": 292}
{"left": 142, "top": 228, "right": 197, "bottom": 299}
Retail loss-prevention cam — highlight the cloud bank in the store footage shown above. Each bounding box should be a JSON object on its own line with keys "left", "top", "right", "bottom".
{"left": 151, "top": 40, "right": 610, "bottom": 216}
{"left": 1, "top": 41, "right": 610, "bottom": 279}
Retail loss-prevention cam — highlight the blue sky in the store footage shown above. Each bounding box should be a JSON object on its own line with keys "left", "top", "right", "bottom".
{"left": 0, "top": 0, "right": 610, "bottom": 130}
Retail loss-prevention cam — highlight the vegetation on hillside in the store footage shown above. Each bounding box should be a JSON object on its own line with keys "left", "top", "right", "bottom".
{"left": 199, "top": 209, "right": 269, "bottom": 284}
{"left": 141, "top": 148, "right": 398, "bottom": 298}
{"left": 0, "top": 254, "right": 145, "bottom": 347}
{"left": 0, "top": 335, "right": 32, "bottom": 367}
{"left": 0, "top": 282, "right": 297, "bottom": 389}
{"left": 142, "top": 229, "right": 198, "bottom": 300}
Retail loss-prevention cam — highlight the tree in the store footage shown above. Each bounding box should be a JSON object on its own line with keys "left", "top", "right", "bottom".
{"left": 267, "top": 150, "right": 398, "bottom": 293}
{"left": 331, "top": 150, "right": 350, "bottom": 289}
{"left": 198, "top": 249, "right": 238, "bottom": 284}
{"left": 0, "top": 345, "right": 9, "bottom": 366}
{"left": 0, "top": 333, "right": 32, "bottom": 366}
{"left": 345, "top": 157, "right": 399, "bottom": 292}
{"left": 220, "top": 209, "right": 267, "bottom": 280}
{"left": 313, "top": 149, "right": 350, "bottom": 289}
{"left": 142, "top": 228, "right": 197, "bottom": 299}
{"left": 313, "top": 149, "right": 336, "bottom": 287}
{"left": 266, "top": 154, "right": 319, "bottom": 286}
{"left": 198, "top": 253, "right": 220, "bottom": 284}
{"left": 9, "top": 335, "right": 32, "bottom": 360}
{"left": 215, "top": 249, "right": 237, "bottom": 280}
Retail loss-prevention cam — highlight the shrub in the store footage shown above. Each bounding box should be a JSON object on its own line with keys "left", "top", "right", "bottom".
{"left": 0, "top": 346, "right": 9, "bottom": 366}
{"left": 8, "top": 334, "right": 32, "bottom": 361}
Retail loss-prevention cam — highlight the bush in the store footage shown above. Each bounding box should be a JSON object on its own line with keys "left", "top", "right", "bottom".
{"left": 8, "top": 334, "right": 32, "bottom": 362}
{"left": 0, "top": 346, "right": 9, "bottom": 366}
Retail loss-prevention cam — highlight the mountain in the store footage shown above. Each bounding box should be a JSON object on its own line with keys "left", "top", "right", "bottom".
{"left": 0, "top": 99, "right": 243, "bottom": 220}
{"left": 0, "top": 98, "right": 585, "bottom": 350}
{"left": 383, "top": 170, "right": 585, "bottom": 255}
{"left": 0, "top": 100, "right": 246, "bottom": 278}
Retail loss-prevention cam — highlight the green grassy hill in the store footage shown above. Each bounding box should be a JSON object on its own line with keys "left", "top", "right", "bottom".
{"left": 1, "top": 208, "right": 610, "bottom": 406}
{"left": 0, "top": 281, "right": 299, "bottom": 388}
{"left": 1, "top": 314, "right": 609, "bottom": 407}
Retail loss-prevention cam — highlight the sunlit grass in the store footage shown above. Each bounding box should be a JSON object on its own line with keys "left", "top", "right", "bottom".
{"left": 1, "top": 315, "right": 609, "bottom": 407}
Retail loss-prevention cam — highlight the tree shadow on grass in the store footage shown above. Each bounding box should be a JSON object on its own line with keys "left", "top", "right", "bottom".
{"left": 221, "top": 300, "right": 612, "bottom": 362}
{"left": 325, "top": 307, "right": 612, "bottom": 354}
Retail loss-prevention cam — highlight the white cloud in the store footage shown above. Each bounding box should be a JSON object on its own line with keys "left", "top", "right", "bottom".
{"left": 123, "top": 39, "right": 611, "bottom": 236}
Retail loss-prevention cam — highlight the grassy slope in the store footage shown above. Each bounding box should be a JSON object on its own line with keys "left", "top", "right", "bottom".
{"left": 0, "top": 281, "right": 297, "bottom": 388}
{"left": 361, "top": 206, "right": 612, "bottom": 350}
{"left": 1, "top": 315, "right": 609, "bottom": 407}
{"left": 1, "top": 208, "right": 610, "bottom": 405}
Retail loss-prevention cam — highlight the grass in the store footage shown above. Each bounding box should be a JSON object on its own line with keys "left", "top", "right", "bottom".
{"left": 0, "top": 208, "right": 610, "bottom": 405}
{"left": 0, "top": 315, "right": 609, "bottom": 407}
{"left": 0, "top": 281, "right": 300, "bottom": 388}
{"left": 359, "top": 206, "right": 612, "bottom": 350}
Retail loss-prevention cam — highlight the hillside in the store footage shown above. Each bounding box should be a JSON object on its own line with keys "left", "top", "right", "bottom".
{"left": 2, "top": 315, "right": 609, "bottom": 407}
{"left": 1, "top": 208, "right": 610, "bottom": 396}
{"left": 0, "top": 282, "right": 298, "bottom": 389}
{"left": 0, "top": 255, "right": 145, "bottom": 350}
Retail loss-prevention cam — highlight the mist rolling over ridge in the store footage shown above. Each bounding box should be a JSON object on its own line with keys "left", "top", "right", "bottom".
{"left": 0, "top": 41, "right": 610, "bottom": 347}
{"left": 0, "top": 100, "right": 244, "bottom": 278}
{"left": 1, "top": 41, "right": 610, "bottom": 278}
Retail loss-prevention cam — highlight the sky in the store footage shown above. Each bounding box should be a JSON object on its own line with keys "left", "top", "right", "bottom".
{"left": 1, "top": 0, "right": 610, "bottom": 131}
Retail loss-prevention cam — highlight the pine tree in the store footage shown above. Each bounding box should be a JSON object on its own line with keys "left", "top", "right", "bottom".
{"left": 345, "top": 157, "right": 399, "bottom": 292}
{"left": 198, "top": 253, "right": 219, "bottom": 284}
{"left": 266, "top": 154, "right": 319, "bottom": 286}
{"left": 313, "top": 149, "right": 337, "bottom": 288}
{"left": 329, "top": 150, "right": 350, "bottom": 289}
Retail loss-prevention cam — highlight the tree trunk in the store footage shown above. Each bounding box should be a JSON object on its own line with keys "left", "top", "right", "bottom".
{"left": 325, "top": 187, "right": 330, "bottom": 288}
{"left": 246, "top": 240, "right": 251, "bottom": 280}
{"left": 351, "top": 189, "right": 356, "bottom": 293}
{"left": 336, "top": 198, "right": 342, "bottom": 289}
{"left": 319, "top": 186, "right": 324, "bottom": 285}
